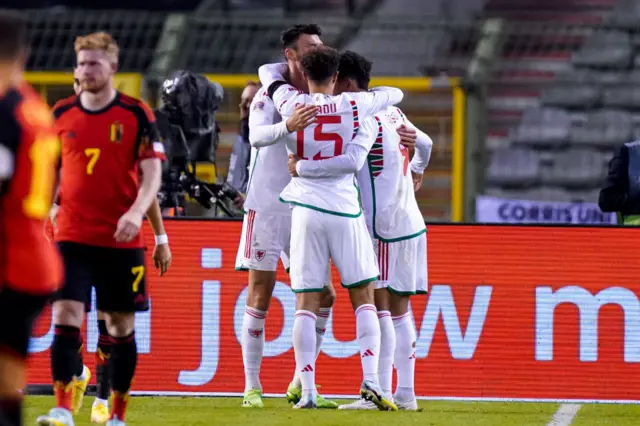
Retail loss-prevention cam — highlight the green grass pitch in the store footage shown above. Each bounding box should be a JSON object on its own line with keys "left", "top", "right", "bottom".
{"left": 23, "top": 396, "right": 640, "bottom": 425}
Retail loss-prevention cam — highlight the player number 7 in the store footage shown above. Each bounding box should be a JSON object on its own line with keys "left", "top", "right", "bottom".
{"left": 84, "top": 148, "right": 101, "bottom": 175}
{"left": 131, "top": 265, "right": 145, "bottom": 292}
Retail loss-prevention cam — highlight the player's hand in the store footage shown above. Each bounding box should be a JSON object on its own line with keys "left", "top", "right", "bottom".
{"left": 288, "top": 154, "right": 301, "bottom": 177}
{"left": 233, "top": 193, "right": 245, "bottom": 209}
{"left": 411, "top": 171, "right": 424, "bottom": 191}
{"left": 152, "top": 243, "right": 172, "bottom": 276}
{"left": 397, "top": 125, "right": 417, "bottom": 148}
{"left": 114, "top": 210, "right": 144, "bottom": 243}
{"left": 286, "top": 105, "right": 318, "bottom": 133}
{"left": 44, "top": 204, "right": 59, "bottom": 241}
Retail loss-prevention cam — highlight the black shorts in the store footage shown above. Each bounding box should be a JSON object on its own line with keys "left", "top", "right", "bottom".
{"left": 0, "top": 287, "right": 49, "bottom": 358}
{"left": 54, "top": 242, "right": 149, "bottom": 313}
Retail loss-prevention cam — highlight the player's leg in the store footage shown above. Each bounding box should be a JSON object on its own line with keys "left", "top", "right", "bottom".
{"left": 37, "top": 242, "right": 92, "bottom": 426}
{"left": 96, "top": 246, "right": 149, "bottom": 426}
{"left": 236, "top": 210, "right": 289, "bottom": 407}
{"left": 91, "top": 310, "right": 111, "bottom": 423}
{"left": 0, "top": 287, "right": 49, "bottom": 426}
{"left": 390, "top": 234, "right": 427, "bottom": 411}
{"left": 330, "top": 215, "right": 396, "bottom": 411}
{"left": 288, "top": 207, "right": 329, "bottom": 409}
{"left": 286, "top": 262, "right": 338, "bottom": 409}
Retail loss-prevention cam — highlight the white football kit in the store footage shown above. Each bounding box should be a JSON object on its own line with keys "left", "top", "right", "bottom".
{"left": 235, "top": 89, "right": 293, "bottom": 272}
{"left": 358, "top": 106, "right": 433, "bottom": 294}
{"left": 259, "top": 63, "right": 404, "bottom": 292}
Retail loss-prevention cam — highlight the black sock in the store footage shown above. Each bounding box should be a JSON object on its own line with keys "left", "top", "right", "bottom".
{"left": 0, "top": 396, "right": 22, "bottom": 426}
{"left": 96, "top": 320, "right": 112, "bottom": 400}
{"left": 76, "top": 335, "right": 85, "bottom": 378}
{"left": 109, "top": 332, "right": 137, "bottom": 394}
{"left": 51, "top": 325, "right": 81, "bottom": 385}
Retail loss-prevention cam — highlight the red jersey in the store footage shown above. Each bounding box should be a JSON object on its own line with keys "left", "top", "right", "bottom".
{"left": 53, "top": 91, "right": 165, "bottom": 249}
{"left": 0, "top": 83, "right": 63, "bottom": 294}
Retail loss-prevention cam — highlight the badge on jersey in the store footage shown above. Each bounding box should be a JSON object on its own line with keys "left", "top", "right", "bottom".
{"left": 255, "top": 249, "right": 265, "bottom": 262}
{"left": 109, "top": 121, "right": 124, "bottom": 143}
{"left": 253, "top": 101, "right": 264, "bottom": 111}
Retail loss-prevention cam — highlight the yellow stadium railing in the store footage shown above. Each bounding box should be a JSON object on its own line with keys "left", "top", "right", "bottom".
{"left": 24, "top": 72, "right": 143, "bottom": 103}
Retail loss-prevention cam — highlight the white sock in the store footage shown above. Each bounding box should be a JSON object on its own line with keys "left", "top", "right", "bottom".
{"left": 355, "top": 304, "right": 381, "bottom": 385}
{"left": 393, "top": 312, "right": 416, "bottom": 400}
{"left": 242, "top": 306, "right": 267, "bottom": 392}
{"left": 293, "top": 310, "right": 317, "bottom": 400}
{"left": 292, "top": 307, "right": 330, "bottom": 388}
{"left": 378, "top": 310, "right": 395, "bottom": 399}
{"left": 93, "top": 398, "right": 108, "bottom": 407}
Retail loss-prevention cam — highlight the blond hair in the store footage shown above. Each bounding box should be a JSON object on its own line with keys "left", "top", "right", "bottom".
{"left": 74, "top": 32, "right": 119, "bottom": 64}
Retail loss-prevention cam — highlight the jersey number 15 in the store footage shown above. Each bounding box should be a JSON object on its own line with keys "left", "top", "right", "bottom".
{"left": 296, "top": 115, "right": 344, "bottom": 160}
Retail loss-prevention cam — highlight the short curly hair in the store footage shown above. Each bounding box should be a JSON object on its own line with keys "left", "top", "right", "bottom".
{"left": 300, "top": 46, "right": 341, "bottom": 85}
{"left": 338, "top": 50, "right": 373, "bottom": 91}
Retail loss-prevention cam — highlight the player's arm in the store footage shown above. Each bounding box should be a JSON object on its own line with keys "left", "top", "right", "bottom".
{"left": 114, "top": 104, "right": 165, "bottom": 242}
{"left": 353, "top": 87, "right": 404, "bottom": 116}
{"left": 145, "top": 198, "right": 172, "bottom": 276}
{"left": 258, "top": 63, "right": 310, "bottom": 117}
{"left": 249, "top": 100, "right": 317, "bottom": 148}
{"left": 292, "top": 116, "right": 376, "bottom": 178}
{"left": 402, "top": 115, "right": 433, "bottom": 174}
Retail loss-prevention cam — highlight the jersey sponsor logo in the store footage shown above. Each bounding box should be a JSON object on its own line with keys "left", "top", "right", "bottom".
{"left": 255, "top": 249, "right": 265, "bottom": 262}
{"left": 253, "top": 101, "right": 265, "bottom": 111}
{"left": 109, "top": 121, "right": 124, "bottom": 143}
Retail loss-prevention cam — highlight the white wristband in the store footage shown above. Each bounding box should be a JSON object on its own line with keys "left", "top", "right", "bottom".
{"left": 155, "top": 234, "right": 168, "bottom": 245}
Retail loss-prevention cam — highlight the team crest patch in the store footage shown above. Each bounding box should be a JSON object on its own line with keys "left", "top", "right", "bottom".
{"left": 248, "top": 329, "right": 263, "bottom": 338}
{"left": 109, "top": 121, "right": 124, "bottom": 143}
{"left": 253, "top": 101, "right": 265, "bottom": 111}
{"left": 255, "top": 249, "right": 266, "bottom": 262}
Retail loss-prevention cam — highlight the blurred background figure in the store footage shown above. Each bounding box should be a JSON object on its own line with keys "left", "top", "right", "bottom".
{"left": 598, "top": 141, "right": 640, "bottom": 225}
{"left": 225, "top": 81, "right": 260, "bottom": 208}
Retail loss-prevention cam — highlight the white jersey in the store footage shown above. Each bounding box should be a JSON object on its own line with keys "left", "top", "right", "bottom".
{"left": 358, "top": 106, "right": 427, "bottom": 241}
{"left": 269, "top": 83, "right": 404, "bottom": 216}
{"left": 243, "top": 90, "right": 291, "bottom": 215}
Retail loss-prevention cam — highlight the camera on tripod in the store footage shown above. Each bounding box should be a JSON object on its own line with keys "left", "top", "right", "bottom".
{"left": 155, "top": 70, "right": 241, "bottom": 216}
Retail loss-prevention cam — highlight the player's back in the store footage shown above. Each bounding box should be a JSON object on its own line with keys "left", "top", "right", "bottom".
{"left": 358, "top": 106, "right": 425, "bottom": 240}
{"left": 53, "top": 91, "right": 164, "bottom": 248}
{"left": 0, "top": 83, "right": 63, "bottom": 293}
{"left": 280, "top": 92, "right": 363, "bottom": 216}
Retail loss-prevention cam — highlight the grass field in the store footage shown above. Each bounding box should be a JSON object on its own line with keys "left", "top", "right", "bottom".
{"left": 23, "top": 396, "right": 640, "bottom": 425}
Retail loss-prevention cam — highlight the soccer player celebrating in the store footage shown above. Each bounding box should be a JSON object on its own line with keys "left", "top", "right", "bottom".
{"left": 329, "top": 51, "right": 431, "bottom": 411}
{"left": 53, "top": 72, "right": 172, "bottom": 424}
{"left": 235, "top": 24, "right": 338, "bottom": 409}
{"left": 36, "top": 32, "right": 164, "bottom": 426}
{"left": 258, "top": 47, "right": 403, "bottom": 410}
{"left": 0, "top": 11, "right": 63, "bottom": 426}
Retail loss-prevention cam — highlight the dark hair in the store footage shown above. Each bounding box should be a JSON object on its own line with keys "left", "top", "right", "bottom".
{"left": 0, "top": 11, "right": 28, "bottom": 60}
{"left": 280, "top": 24, "right": 322, "bottom": 50}
{"left": 338, "top": 51, "right": 372, "bottom": 90}
{"left": 300, "top": 46, "right": 341, "bottom": 85}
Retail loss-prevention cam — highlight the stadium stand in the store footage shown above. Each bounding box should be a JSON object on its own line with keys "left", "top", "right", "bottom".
{"left": 482, "top": 0, "right": 633, "bottom": 204}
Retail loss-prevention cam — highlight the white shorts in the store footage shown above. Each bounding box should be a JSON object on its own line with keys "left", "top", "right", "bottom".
{"left": 374, "top": 232, "right": 428, "bottom": 295}
{"left": 235, "top": 209, "right": 291, "bottom": 272}
{"left": 290, "top": 206, "right": 379, "bottom": 292}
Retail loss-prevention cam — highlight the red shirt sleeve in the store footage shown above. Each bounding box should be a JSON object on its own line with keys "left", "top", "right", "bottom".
{"left": 136, "top": 101, "right": 166, "bottom": 162}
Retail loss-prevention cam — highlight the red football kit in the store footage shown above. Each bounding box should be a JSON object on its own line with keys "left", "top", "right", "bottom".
{"left": 53, "top": 91, "right": 165, "bottom": 249}
{"left": 0, "top": 83, "right": 63, "bottom": 295}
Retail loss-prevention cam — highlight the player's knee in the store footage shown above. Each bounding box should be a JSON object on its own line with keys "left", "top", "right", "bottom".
{"left": 389, "top": 292, "right": 410, "bottom": 317}
{"left": 320, "top": 285, "right": 336, "bottom": 308}
{"left": 374, "top": 288, "right": 390, "bottom": 311}
{"left": 53, "top": 300, "right": 85, "bottom": 327}
{"left": 104, "top": 312, "right": 135, "bottom": 338}
{"left": 247, "top": 270, "right": 276, "bottom": 310}
{"left": 348, "top": 283, "right": 375, "bottom": 310}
